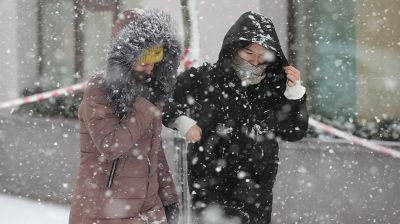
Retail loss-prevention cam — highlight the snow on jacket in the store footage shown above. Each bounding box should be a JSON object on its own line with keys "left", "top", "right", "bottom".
{"left": 163, "top": 11, "right": 308, "bottom": 223}
{"left": 69, "top": 9, "right": 182, "bottom": 224}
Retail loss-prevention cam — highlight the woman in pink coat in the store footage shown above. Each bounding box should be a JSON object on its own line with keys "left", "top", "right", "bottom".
{"left": 69, "top": 9, "right": 182, "bottom": 224}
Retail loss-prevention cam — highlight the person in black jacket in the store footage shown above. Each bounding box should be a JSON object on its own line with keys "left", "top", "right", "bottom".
{"left": 163, "top": 11, "right": 308, "bottom": 224}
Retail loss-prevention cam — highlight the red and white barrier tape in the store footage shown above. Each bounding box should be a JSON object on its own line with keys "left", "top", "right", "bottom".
{"left": 0, "top": 82, "right": 87, "bottom": 110}
{"left": 309, "top": 118, "right": 400, "bottom": 158}
{"left": 181, "top": 48, "right": 196, "bottom": 69}
{"left": 0, "top": 78, "right": 398, "bottom": 159}
{"left": 0, "top": 48, "right": 196, "bottom": 110}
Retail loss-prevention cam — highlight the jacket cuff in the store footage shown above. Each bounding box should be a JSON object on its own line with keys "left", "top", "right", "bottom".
{"left": 284, "top": 81, "right": 306, "bottom": 100}
{"left": 173, "top": 115, "right": 197, "bottom": 137}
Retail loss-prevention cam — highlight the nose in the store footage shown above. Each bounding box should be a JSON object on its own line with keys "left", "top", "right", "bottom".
{"left": 143, "top": 64, "right": 154, "bottom": 75}
{"left": 249, "top": 57, "right": 259, "bottom": 66}
{"left": 245, "top": 54, "right": 262, "bottom": 66}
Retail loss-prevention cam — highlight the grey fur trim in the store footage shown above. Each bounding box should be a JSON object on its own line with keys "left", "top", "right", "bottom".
{"left": 103, "top": 9, "right": 182, "bottom": 116}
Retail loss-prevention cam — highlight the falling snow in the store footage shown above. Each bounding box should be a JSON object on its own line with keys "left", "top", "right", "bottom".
{"left": 0, "top": 1, "right": 399, "bottom": 224}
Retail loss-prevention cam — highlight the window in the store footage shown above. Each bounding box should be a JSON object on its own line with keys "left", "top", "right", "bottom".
{"left": 292, "top": 0, "right": 400, "bottom": 120}
{"left": 38, "top": 0, "right": 124, "bottom": 88}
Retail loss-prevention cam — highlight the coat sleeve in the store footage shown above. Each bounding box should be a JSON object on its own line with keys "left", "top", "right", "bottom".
{"left": 157, "top": 141, "right": 179, "bottom": 206}
{"left": 81, "top": 84, "right": 157, "bottom": 160}
{"left": 273, "top": 80, "right": 309, "bottom": 141}
{"left": 162, "top": 65, "right": 207, "bottom": 128}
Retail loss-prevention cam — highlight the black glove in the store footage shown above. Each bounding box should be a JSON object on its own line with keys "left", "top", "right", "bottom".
{"left": 141, "top": 79, "right": 163, "bottom": 105}
{"left": 164, "top": 203, "right": 179, "bottom": 224}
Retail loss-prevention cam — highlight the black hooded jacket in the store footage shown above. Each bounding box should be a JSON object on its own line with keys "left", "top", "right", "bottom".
{"left": 163, "top": 11, "right": 308, "bottom": 222}
{"left": 164, "top": 11, "right": 307, "bottom": 148}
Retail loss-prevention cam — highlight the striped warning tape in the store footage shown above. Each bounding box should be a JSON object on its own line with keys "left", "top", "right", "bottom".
{"left": 0, "top": 82, "right": 87, "bottom": 110}
{"left": 309, "top": 118, "right": 400, "bottom": 159}
{"left": 0, "top": 77, "right": 397, "bottom": 158}
{"left": 0, "top": 47, "right": 195, "bottom": 110}
{"left": 180, "top": 47, "right": 196, "bottom": 69}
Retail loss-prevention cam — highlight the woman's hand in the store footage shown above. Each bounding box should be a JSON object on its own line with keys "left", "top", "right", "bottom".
{"left": 185, "top": 124, "right": 202, "bottom": 143}
{"left": 283, "top": 66, "right": 301, "bottom": 87}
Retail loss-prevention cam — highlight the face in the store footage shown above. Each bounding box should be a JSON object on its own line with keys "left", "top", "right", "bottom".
{"left": 132, "top": 62, "right": 155, "bottom": 81}
{"left": 237, "top": 43, "right": 273, "bottom": 66}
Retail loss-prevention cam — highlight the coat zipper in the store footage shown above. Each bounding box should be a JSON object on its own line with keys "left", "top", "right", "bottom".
{"left": 106, "top": 158, "right": 119, "bottom": 188}
{"left": 142, "top": 124, "right": 154, "bottom": 209}
{"left": 106, "top": 114, "right": 126, "bottom": 189}
{"left": 143, "top": 156, "right": 151, "bottom": 203}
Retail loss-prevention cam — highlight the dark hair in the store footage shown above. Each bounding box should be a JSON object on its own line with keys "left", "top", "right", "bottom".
{"left": 220, "top": 40, "right": 251, "bottom": 60}
{"left": 235, "top": 40, "right": 252, "bottom": 51}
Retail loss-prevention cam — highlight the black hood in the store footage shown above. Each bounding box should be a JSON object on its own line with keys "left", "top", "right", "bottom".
{"left": 103, "top": 9, "right": 182, "bottom": 116}
{"left": 215, "top": 11, "right": 289, "bottom": 88}
{"left": 219, "top": 11, "right": 288, "bottom": 66}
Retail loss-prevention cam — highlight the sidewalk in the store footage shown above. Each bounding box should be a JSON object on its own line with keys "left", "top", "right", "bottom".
{"left": 0, "top": 194, "right": 69, "bottom": 224}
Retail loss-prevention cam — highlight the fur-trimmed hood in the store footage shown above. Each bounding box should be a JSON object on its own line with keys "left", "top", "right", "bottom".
{"left": 103, "top": 9, "right": 182, "bottom": 116}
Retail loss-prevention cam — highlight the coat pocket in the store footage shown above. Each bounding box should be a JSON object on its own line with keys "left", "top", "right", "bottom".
{"left": 81, "top": 175, "right": 148, "bottom": 219}
{"left": 110, "top": 176, "right": 148, "bottom": 199}
{"left": 84, "top": 174, "right": 148, "bottom": 199}
{"left": 82, "top": 197, "right": 145, "bottom": 219}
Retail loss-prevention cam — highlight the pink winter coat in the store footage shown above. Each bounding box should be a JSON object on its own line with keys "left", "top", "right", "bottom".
{"left": 69, "top": 76, "right": 178, "bottom": 224}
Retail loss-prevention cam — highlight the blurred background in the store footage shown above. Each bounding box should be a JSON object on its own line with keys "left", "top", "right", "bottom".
{"left": 1, "top": 0, "right": 399, "bottom": 121}
{"left": 0, "top": 0, "right": 399, "bottom": 223}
